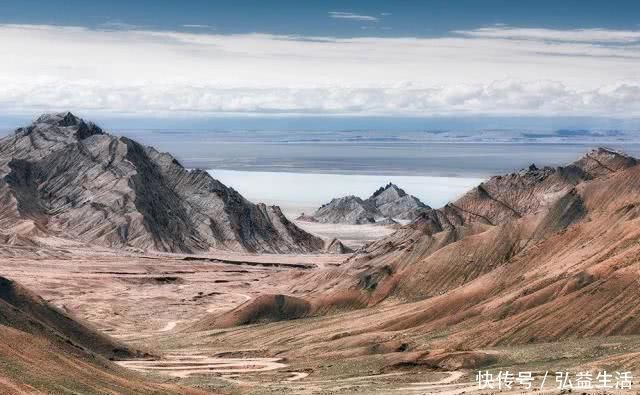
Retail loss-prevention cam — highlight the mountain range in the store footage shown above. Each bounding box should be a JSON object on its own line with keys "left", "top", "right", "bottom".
{"left": 2, "top": 113, "right": 640, "bottom": 392}
{"left": 196, "top": 148, "right": 640, "bottom": 366}
{"left": 305, "top": 183, "right": 430, "bottom": 224}
{"left": 0, "top": 113, "right": 323, "bottom": 254}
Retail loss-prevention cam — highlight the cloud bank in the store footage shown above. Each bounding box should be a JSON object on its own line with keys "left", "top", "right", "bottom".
{"left": 0, "top": 24, "right": 638, "bottom": 117}
{"left": 454, "top": 26, "right": 640, "bottom": 43}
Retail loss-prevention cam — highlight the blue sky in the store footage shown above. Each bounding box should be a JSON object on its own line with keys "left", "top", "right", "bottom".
{"left": 0, "top": 1, "right": 639, "bottom": 124}
{"left": 2, "top": 0, "right": 640, "bottom": 36}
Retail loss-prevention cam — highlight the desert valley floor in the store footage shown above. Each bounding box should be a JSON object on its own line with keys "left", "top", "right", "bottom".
{"left": 0, "top": 249, "right": 584, "bottom": 395}
{"left": 4, "top": 235, "right": 640, "bottom": 394}
{"left": 2, "top": 230, "right": 461, "bottom": 395}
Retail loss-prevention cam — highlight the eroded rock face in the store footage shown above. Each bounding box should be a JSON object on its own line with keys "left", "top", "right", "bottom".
{"left": 440, "top": 147, "right": 636, "bottom": 228}
{"left": 366, "top": 183, "right": 430, "bottom": 220}
{"left": 325, "top": 238, "right": 354, "bottom": 254}
{"left": 0, "top": 112, "right": 324, "bottom": 254}
{"left": 341, "top": 147, "right": 639, "bottom": 290}
{"left": 312, "top": 196, "right": 379, "bottom": 224}
{"left": 308, "top": 183, "right": 430, "bottom": 224}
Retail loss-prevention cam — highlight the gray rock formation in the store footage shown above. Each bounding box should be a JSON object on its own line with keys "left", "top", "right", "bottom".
{"left": 325, "top": 238, "right": 354, "bottom": 254}
{"left": 0, "top": 112, "right": 324, "bottom": 254}
{"left": 366, "top": 183, "right": 430, "bottom": 220}
{"left": 308, "top": 183, "right": 429, "bottom": 224}
{"left": 312, "top": 196, "right": 379, "bottom": 224}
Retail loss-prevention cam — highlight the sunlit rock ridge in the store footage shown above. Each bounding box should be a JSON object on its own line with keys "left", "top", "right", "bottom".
{"left": 0, "top": 112, "right": 323, "bottom": 254}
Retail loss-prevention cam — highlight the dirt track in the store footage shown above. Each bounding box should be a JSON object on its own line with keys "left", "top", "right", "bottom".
{"left": 117, "top": 353, "right": 288, "bottom": 378}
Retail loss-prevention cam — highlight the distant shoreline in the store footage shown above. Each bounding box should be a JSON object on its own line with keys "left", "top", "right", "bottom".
{"left": 208, "top": 169, "right": 484, "bottom": 219}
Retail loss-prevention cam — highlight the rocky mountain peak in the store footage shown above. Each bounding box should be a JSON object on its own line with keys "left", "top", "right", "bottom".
{"left": 571, "top": 147, "right": 637, "bottom": 178}
{"left": 371, "top": 183, "right": 407, "bottom": 199}
{"left": 313, "top": 196, "right": 378, "bottom": 224}
{"left": 587, "top": 147, "right": 635, "bottom": 163}
{"left": 0, "top": 113, "right": 323, "bottom": 254}
{"left": 35, "top": 111, "right": 81, "bottom": 127}
{"left": 367, "top": 182, "right": 430, "bottom": 220}
{"left": 19, "top": 112, "right": 104, "bottom": 143}
{"left": 325, "top": 238, "right": 354, "bottom": 254}
{"left": 305, "top": 183, "right": 430, "bottom": 224}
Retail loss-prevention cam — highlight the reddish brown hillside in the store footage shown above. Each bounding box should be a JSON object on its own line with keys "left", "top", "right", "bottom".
{"left": 0, "top": 276, "right": 206, "bottom": 394}
{"left": 192, "top": 149, "right": 640, "bottom": 359}
{"left": 300, "top": 148, "right": 638, "bottom": 304}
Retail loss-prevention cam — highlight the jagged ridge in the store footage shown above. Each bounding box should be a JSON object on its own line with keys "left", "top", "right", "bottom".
{"left": 307, "top": 183, "right": 430, "bottom": 224}
{"left": 0, "top": 112, "right": 324, "bottom": 254}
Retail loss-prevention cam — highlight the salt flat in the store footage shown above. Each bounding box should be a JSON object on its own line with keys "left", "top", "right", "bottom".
{"left": 208, "top": 169, "right": 483, "bottom": 219}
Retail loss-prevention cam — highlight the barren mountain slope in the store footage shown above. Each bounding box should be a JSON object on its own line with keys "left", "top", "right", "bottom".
{"left": 195, "top": 150, "right": 640, "bottom": 339}
{"left": 0, "top": 276, "right": 204, "bottom": 394}
{"left": 0, "top": 112, "right": 323, "bottom": 254}
{"left": 187, "top": 156, "right": 640, "bottom": 376}
{"left": 326, "top": 148, "right": 637, "bottom": 296}
{"left": 0, "top": 276, "right": 142, "bottom": 360}
{"left": 373, "top": 162, "right": 640, "bottom": 347}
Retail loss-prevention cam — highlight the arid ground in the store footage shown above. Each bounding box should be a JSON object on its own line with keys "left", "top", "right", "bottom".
{"left": 0, "top": 246, "right": 516, "bottom": 394}
{"left": 3, "top": 227, "right": 640, "bottom": 394}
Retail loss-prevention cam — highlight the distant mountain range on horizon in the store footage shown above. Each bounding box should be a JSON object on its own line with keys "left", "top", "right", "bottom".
{"left": 299, "top": 183, "right": 430, "bottom": 225}
{"left": 1, "top": 112, "right": 639, "bottom": 256}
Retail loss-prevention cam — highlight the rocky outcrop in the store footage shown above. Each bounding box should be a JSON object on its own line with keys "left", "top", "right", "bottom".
{"left": 437, "top": 147, "right": 636, "bottom": 229}
{"left": 366, "top": 183, "right": 430, "bottom": 220}
{"left": 325, "top": 238, "right": 354, "bottom": 254}
{"left": 311, "top": 196, "right": 379, "bottom": 224}
{"left": 295, "top": 213, "right": 318, "bottom": 222}
{"left": 0, "top": 112, "right": 324, "bottom": 254}
{"left": 307, "top": 183, "right": 429, "bottom": 224}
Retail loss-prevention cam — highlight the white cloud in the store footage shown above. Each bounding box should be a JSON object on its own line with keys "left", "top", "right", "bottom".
{"left": 0, "top": 24, "right": 638, "bottom": 117}
{"left": 454, "top": 26, "right": 640, "bottom": 43}
{"left": 329, "top": 12, "right": 379, "bottom": 22}
{"left": 98, "top": 21, "right": 140, "bottom": 31}
{"left": 2, "top": 79, "right": 639, "bottom": 117}
{"left": 182, "top": 24, "right": 212, "bottom": 29}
